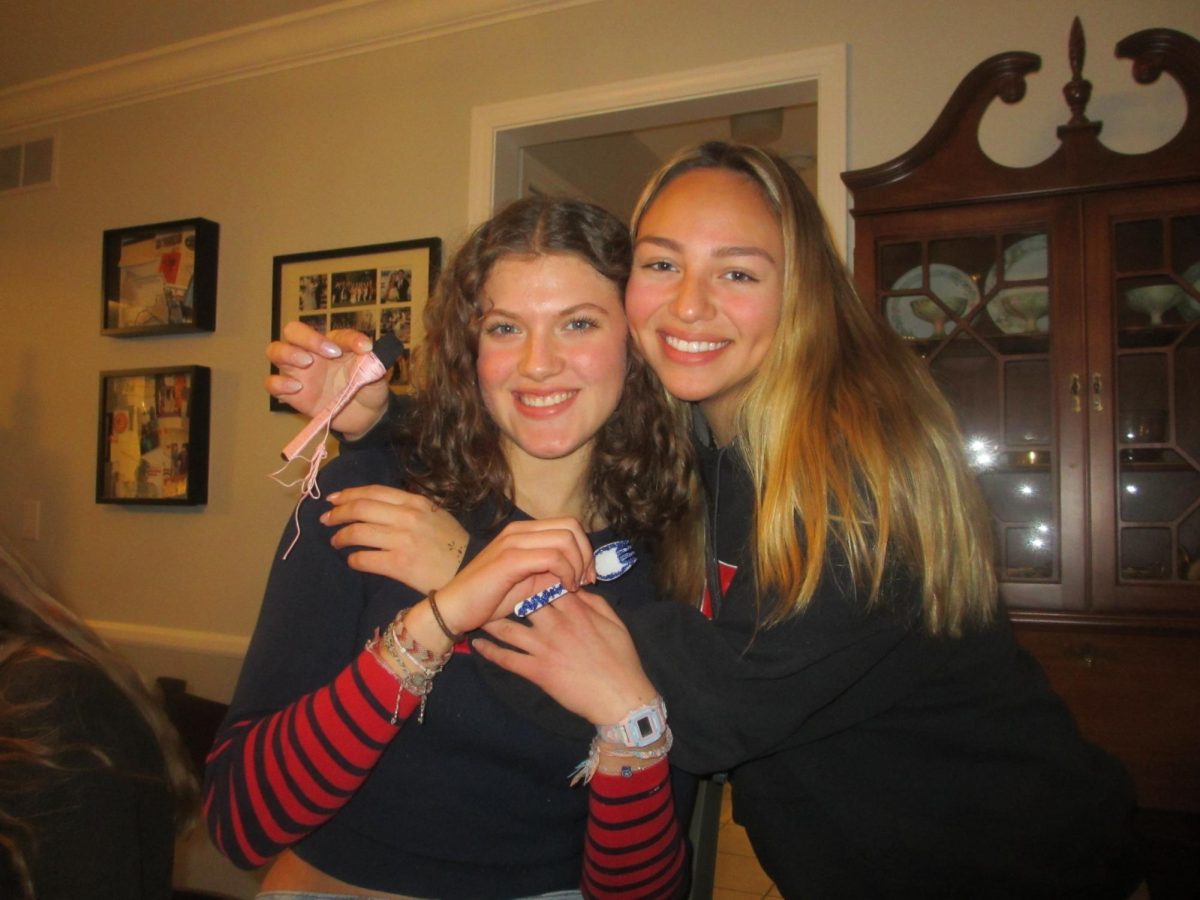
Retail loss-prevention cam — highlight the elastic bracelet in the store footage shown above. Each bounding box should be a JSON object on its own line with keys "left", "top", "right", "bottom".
{"left": 427, "top": 589, "right": 464, "bottom": 643}
{"left": 570, "top": 727, "right": 673, "bottom": 786}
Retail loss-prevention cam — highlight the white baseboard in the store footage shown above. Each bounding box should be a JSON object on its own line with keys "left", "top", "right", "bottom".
{"left": 90, "top": 619, "right": 248, "bottom": 703}
{"left": 90, "top": 619, "right": 249, "bottom": 656}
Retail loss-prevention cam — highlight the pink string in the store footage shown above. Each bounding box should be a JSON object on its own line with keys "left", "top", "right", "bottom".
{"left": 269, "top": 420, "right": 332, "bottom": 559}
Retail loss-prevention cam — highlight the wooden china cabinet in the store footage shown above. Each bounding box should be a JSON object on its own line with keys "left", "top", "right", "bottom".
{"left": 843, "top": 21, "right": 1200, "bottom": 815}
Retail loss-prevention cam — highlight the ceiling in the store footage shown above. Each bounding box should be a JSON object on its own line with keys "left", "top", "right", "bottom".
{"left": 0, "top": 0, "right": 819, "bottom": 221}
{"left": 0, "top": 0, "right": 334, "bottom": 90}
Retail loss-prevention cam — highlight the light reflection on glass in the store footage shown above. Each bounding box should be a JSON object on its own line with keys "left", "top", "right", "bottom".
{"left": 966, "top": 436, "right": 998, "bottom": 470}
{"left": 1018, "top": 483, "right": 1036, "bottom": 497}
{"left": 1028, "top": 522, "right": 1053, "bottom": 551}
{"left": 1124, "top": 483, "right": 1139, "bottom": 495}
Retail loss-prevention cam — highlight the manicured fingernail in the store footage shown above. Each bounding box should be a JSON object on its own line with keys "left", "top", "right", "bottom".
{"left": 283, "top": 379, "right": 302, "bottom": 392}
{"left": 327, "top": 491, "right": 340, "bottom": 501}
{"left": 320, "top": 342, "right": 342, "bottom": 358}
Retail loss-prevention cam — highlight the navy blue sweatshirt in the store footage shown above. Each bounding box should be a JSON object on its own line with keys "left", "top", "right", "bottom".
{"left": 206, "top": 437, "right": 694, "bottom": 898}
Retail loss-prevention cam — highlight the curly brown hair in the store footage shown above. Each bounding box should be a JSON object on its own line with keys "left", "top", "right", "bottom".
{"left": 399, "top": 197, "right": 703, "bottom": 602}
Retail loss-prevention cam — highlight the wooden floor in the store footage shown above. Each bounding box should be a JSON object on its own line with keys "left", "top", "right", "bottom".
{"left": 712, "top": 787, "right": 781, "bottom": 899}
{"left": 709, "top": 803, "right": 1200, "bottom": 900}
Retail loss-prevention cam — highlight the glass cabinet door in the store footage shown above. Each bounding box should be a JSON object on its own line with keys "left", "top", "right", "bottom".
{"left": 865, "top": 204, "right": 1085, "bottom": 611}
{"left": 1091, "top": 188, "right": 1200, "bottom": 612}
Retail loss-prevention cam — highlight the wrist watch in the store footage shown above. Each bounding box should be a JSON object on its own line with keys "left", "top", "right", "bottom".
{"left": 597, "top": 696, "right": 668, "bottom": 748}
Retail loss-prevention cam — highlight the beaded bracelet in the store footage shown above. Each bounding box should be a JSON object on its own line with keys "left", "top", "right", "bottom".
{"left": 382, "top": 624, "right": 431, "bottom": 676}
{"left": 376, "top": 629, "right": 436, "bottom": 724}
{"left": 390, "top": 607, "right": 451, "bottom": 669}
{"left": 372, "top": 608, "right": 451, "bottom": 723}
{"left": 570, "top": 727, "right": 674, "bottom": 786}
{"left": 364, "top": 634, "right": 414, "bottom": 725}
{"left": 383, "top": 620, "right": 438, "bottom": 676}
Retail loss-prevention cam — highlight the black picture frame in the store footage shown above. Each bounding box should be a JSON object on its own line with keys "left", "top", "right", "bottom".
{"left": 102, "top": 217, "right": 219, "bottom": 336}
{"left": 270, "top": 237, "right": 441, "bottom": 410}
{"left": 96, "top": 365, "right": 211, "bottom": 505}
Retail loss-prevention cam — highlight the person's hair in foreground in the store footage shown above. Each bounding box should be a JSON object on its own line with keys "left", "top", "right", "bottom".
{"left": 405, "top": 195, "right": 703, "bottom": 601}
{"left": 631, "top": 141, "right": 996, "bottom": 632}
{"left": 0, "top": 534, "right": 197, "bottom": 899}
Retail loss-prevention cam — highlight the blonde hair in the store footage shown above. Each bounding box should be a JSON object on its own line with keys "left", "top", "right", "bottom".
{"left": 631, "top": 142, "right": 996, "bottom": 635}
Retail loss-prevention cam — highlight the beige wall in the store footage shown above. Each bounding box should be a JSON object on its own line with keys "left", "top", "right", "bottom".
{"left": 1, "top": 0, "right": 1197, "bottom": 690}
{"left": 1, "top": 1, "right": 1196, "bottom": 894}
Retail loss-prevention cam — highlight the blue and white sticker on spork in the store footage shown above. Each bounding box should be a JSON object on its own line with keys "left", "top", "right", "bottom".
{"left": 513, "top": 540, "right": 636, "bottom": 617}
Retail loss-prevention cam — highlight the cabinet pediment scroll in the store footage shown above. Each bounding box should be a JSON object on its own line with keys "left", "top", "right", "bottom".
{"left": 844, "top": 19, "right": 1200, "bottom": 212}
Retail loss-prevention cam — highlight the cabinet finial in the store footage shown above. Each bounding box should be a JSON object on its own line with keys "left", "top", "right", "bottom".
{"left": 1062, "top": 17, "right": 1095, "bottom": 130}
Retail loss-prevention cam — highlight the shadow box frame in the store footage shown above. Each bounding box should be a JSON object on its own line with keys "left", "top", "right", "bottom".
{"left": 269, "top": 236, "right": 441, "bottom": 411}
{"left": 96, "top": 365, "right": 211, "bottom": 506}
{"left": 102, "top": 217, "right": 219, "bottom": 337}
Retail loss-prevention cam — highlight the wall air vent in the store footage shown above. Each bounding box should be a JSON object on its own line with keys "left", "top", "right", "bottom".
{"left": 0, "top": 137, "right": 55, "bottom": 193}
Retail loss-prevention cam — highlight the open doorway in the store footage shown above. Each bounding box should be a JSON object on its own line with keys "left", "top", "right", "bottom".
{"left": 467, "top": 44, "right": 848, "bottom": 254}
{"left": 519, "top": 101, "right": 817, "bottom": 225}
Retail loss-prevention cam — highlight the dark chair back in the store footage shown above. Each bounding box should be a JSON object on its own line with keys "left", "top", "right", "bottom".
{"left": 156, "top": 676, "right": 228, "bottom": 777}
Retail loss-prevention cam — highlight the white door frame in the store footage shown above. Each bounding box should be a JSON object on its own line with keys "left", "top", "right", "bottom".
{"left": 467, "top": 44, "right": 849, "bottom": 256}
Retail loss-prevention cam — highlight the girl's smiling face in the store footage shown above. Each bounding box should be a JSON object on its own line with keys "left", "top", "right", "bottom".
{"left": 625, "top": 167, "right": 784, "bottom": 444}
{"left": 477, "top": 253, "right": 628, "bottom": 471}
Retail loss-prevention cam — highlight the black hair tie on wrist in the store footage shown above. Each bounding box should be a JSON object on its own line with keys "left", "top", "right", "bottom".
{"left": 428, "top": 590, "right": 464, "bottom": 643}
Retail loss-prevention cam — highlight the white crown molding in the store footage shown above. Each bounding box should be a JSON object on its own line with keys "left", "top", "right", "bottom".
{"left": 91, "top": 618, "right": 250, "bottom": 658}
{"left": 0, "top": 0, "right": 599, "bottom": 134}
